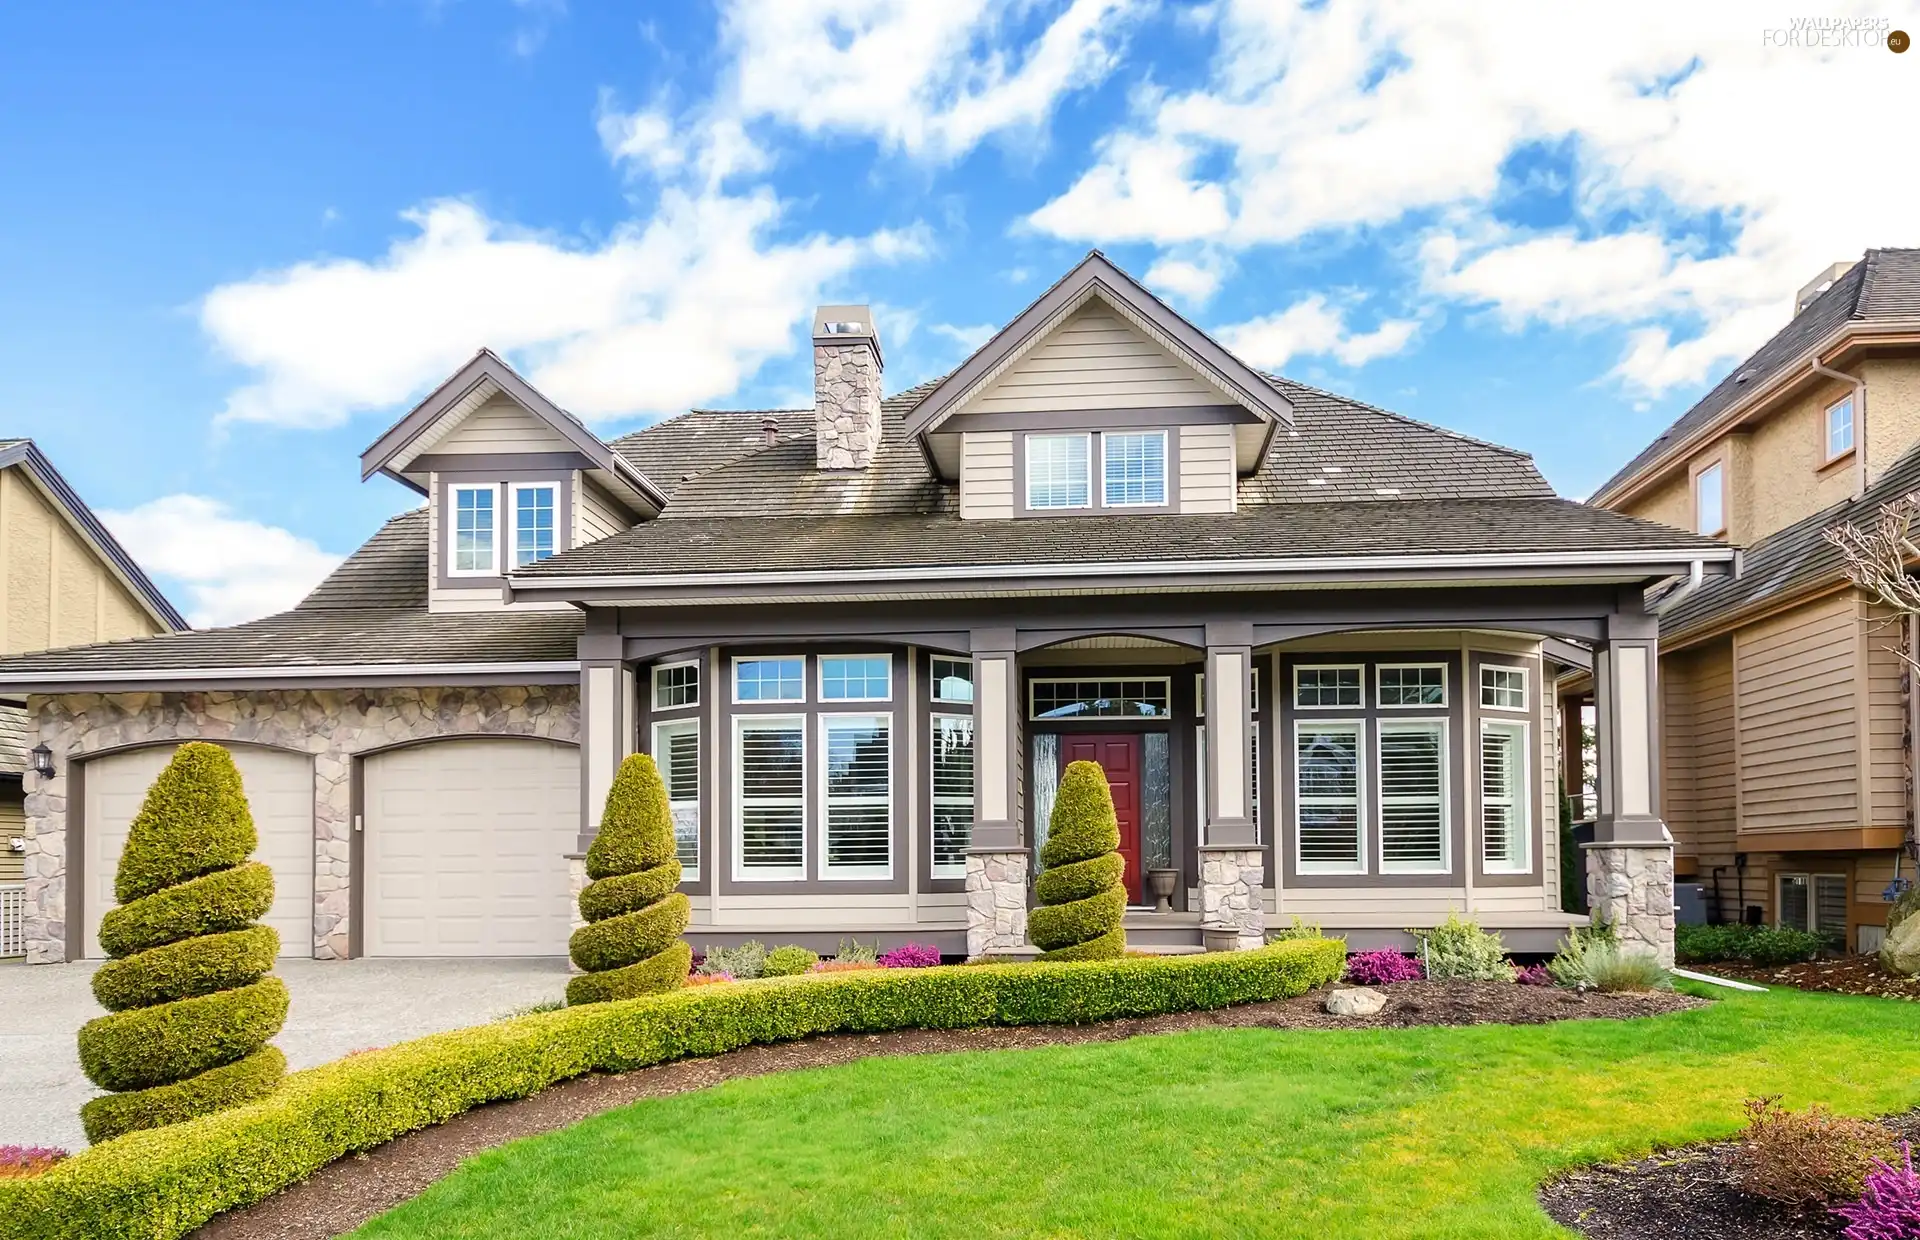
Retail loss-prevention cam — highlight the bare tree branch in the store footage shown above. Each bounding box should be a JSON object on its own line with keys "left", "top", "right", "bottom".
{"left": 1827, "top": 491, "right": 1920, "bottom": 672}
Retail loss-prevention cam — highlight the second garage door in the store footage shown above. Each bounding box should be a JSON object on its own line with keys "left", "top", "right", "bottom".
{"left": 363, "top": 737, "right": 580, "bottom": 956}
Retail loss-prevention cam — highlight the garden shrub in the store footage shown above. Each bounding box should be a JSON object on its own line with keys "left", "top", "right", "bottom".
{"left": 833, "top": 938, "right": 879, "bottom": 964}
{"left": 1512, "top": 963, "right": 1553, "bottom": 987}
{"left": 700, "top": 941, "right": 767, "bottom": 979}
{"left": 1569, "top": 943, "right": 1671, "bottom": 992}
{"left": 0, "top": 938, "right": 1344, "bottom": 1240}
{"left": 1027, "top": 760, "right": 1127, "bottom": 961}
{"left": 1267, "top": 917, "right": 1325, "bottom": 942}
{"left": 1547, "top": 921, "right": 1616, "bottom": 987}
{"left": 1675, "top": 922, "right": 1825, "bottom": 967}
{"left": 762, "top": 946, "right": 819, "bottom": 977}
{"left": 877, "top": 943, "right": 942, "bottom": 968}
{"left": 568, "top": 754, "right": 691, "bottom": 1006}
{"left": 78, "top": 743, "right": 286, "bottom": 1145}
{"left": 1833, "top": 1142, "right": 1920, "bottom": 1238}
{"left": 1733, "top": 1096, "right": 1897, "bottom": 1208}
{"left": 810, "top": 960, "right": 881, "bottom": 973}
{"left": 1411, "top": 913, "right": 1510, "bottom": 981}
{"left": 685, "top": 972, "right": 734, "bottom": 986}
{"left": 1346, "top": 949, "right": 1422, "bottom": 986}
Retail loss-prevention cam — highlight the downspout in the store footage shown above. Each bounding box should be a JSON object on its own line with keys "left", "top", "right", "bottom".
{"left": 1810, "top": 359, "right": 1868, "bottom": 497}
{"left": 1651, "top": 559, "right": 1707, "bottom": 616}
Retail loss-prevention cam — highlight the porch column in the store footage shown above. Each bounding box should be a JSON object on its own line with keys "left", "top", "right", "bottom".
{"left": 1200, "top": 622, "right": 1265, "bottom": 949}
{"left": 965, "top": 629, "right": 1029, "bottom": 958}
{"left": 1584, "top": 611, "right": 1675, "bottom": 965}
{"left": 574, "top": 627, "right": 636, "bottom": 937}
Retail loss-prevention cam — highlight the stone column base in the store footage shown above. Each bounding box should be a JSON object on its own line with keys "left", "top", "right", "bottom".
{"left": 1199, "top": 845, "right": 1266, "bottom": 950}
{"left": 565, "top": 853, "right": 587, "bottom": 973}
{"left": 965, "top": 849, "right": 1029, "bottom": 959}
{"left": 1584, "top": 840, "right": 1675, "bottom": 967}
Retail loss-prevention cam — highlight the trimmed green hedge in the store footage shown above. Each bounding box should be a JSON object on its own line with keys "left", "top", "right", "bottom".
{"left": 569, "top": 754, "right": 689, "bottom": 1006}
{"left": 92, "top": 927, "right": 279, "bottom": 1012}
{"left": 1032, "top": 760, "right": 1126, "bottom": 961}
{"left": 112, "top": 743, "right": 256, "bottom": 904}
{"left": 78, "top": 978, "right": 289, "bottom": 1094}
{"left": 96, "top": 862, "right": 273, "bottom": 959}
{"left": 762, "top": 945, "right": 819, "bottom": 977}
{"left": 0, "top": 939, "right": 1344, "bottom": 1240}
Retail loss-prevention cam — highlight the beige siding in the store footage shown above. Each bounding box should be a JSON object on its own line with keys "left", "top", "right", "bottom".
{"left": 0, "top": 465, "right": 164, "bottom": 657}
{"left": 959, "top": 431, "right": 1015, "bottom": 519}
{"left": 0, "top": 792, "right": 23, "bottom": 882}
{"left": 1178, "top": 424, "right": 1236, "bottom": 513}
{"left": 1663, "top": 640, "right": 1737, "bottom": 866}
{"left": 1734, "top": 594, "right": 1859, "bottom": 835}
{"left": 1864, "top": 602, "right": 1908, "bottom": 828}
{"left": 575, "top": 476, "right": 628, "bottom": 546}
{"left": 429, "top": 396, "right": 574, "bottom": 455}
{"left": 967, "top": 302, "right": 1221, "bottom": 415}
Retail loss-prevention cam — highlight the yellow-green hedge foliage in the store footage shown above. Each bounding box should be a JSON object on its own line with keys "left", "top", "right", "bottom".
{"left": 0, "top": 939, "right": 1344, "bottom": 1240}
{"left": 1030, "top": 760, "right": 1126, "bottom": 960}
{"left": 568, "top": 754, "right": 690, "bottom": 1005}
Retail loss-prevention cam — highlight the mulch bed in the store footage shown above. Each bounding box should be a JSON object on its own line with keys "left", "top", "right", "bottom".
{"left": 1689, "top": 954, "right": 1920, "bottom": 1002}
{"left": 1541, "top": 1110, "right": 1920, "bottom": 1239}
{"left": 196, "top": 981, "right": 1704, "bottom": 1240}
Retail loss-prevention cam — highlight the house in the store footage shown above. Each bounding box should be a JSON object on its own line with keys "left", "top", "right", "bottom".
{"left": 1581, "top": 249, "right": 1920, "bottom": 953}
{"left": 0, "top": 440, "right": 185, "bottom": 956}
{"left": 0, "top": 254, "right": 1727, "bottom": 967}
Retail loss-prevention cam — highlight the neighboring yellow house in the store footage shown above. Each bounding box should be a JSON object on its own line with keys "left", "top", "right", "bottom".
{"left": 1580, "top": 249, "right": 1920, "bottom": 952}
{"left": 0, "top": 439, "right": 184, "bottom": 949}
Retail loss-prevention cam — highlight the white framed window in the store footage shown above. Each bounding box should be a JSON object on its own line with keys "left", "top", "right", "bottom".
{"left": 653, "top": 720, "right": 700, "bottom": 876}
{"left": 1378, "top": 663, "right": 1447, "bottom": 709}
{"left": 1195, "top": 669, "right": 1260, "bottom": 717}
{"left": 653, "top": 661, "right": 699, "bottom": 710}
{"left": 1294, "top": 665, "right": 1363, "bottom": 709}
{"left": 1479, "top": 720, "right": 1530, "bottom": 874}
{"left": 1295, "top": 720, "right": 1364, "bottom": 873}
{"left": 1378, "top": 720, "right": 1448, "bottom": 873}
{"left": 1029, "top": 677, "right": 1172, "bottom": 719}
{"left": 819, "top": 654, "right": 892, "bottom": 702}
{"left": 449, "top": 484, "right": 498, "bottom": 576}
{"left": 1778, "top": 873, "right": 1849, "bottom": 947}
{"left": 1480, "top": 665, "right": 1527, "bottom": 712}
{"left": 820, "top": 714, "right": 891, "bottom": 878}
{"left": 931, "top": 657, "right": 974, "bottom": 703}
{"left": 1026, "top": 433, "right": 1091, "bottom": 510}
{"left": 931, "top": 715, "right": 974, "bottom": 878}
{"left": 1695, "top": 461, "right": 1724, "bottom": 536}
{"left": 1102, "top": 430, "right": 1168, "bottom": 507}
{"left": 1826, "top": 395, "right": 1855, "bottom": 461}
{"left": 509, "top": 482, "right": 559, "bottom": 567}
{"left": 734, "top": 715, "right": 805, "bottom": 880}
{"left": 733, "top": 656, "right": 805, "bottom": 703}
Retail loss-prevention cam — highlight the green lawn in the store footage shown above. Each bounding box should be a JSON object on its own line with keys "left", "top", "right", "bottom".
{"left": 355, "top": 986, "right": 1920, "bottom": 1239}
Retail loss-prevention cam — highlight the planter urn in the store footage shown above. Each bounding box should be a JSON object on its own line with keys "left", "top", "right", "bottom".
{"left": 1145, "top": 868, "right": 1179, "bottom": 914}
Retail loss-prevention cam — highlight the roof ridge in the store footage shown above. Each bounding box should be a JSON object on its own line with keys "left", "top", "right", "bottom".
{"left": 1264, "top": 373, "right": 1534, "bottom": 461}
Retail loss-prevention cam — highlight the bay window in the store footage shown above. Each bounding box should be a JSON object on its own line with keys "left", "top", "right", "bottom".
{"left": 821, "top": 714, "right": 891, "bottom": 878}
{"left": 1296, "top": 721, "right": 1363, "bottom": 873}
{"left": 735, "top": 717, "right": 805, "bottom": 879}
{"left": 1378, "top": 721, "right": 1447, "bottom": 873}
{"left": 1479, "top": 720, "right": 1530, "bottom": 874}
{"left": 654, "top": 720, "right": 700, "bottom": 875}
{"left": 931, "top": 715, "right": 974, "bottom": 878}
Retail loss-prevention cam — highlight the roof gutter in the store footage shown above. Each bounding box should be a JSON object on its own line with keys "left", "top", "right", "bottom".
{"left": 1809, "top": 359, "right": 1868, "bottom": 499}
{"left": 1650, "top": 558, "right": 1708, "bottom": 615}
{"left": 0, "top": 659, "right": 580, "bottom": 690}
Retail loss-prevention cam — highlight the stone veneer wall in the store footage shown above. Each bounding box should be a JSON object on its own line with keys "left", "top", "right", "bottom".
{"left": 20, "top": 686, "right": 579, "bottom": 964}
{"left": 1585, "top": 842, "right": 1676, "bottom": 968}
{"left": 813, "top": 341, "right": 883, "bottom": 469}
{"left": 965, "top": 850, "right": 1029, "bottom": 959}
{"left": 1198, "top": 845, "right": 1267, "bottom": 949}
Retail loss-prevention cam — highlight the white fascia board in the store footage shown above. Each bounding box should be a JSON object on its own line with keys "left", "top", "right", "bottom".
{"left": 0, "top": 660, "right": 580, "bottom": 686}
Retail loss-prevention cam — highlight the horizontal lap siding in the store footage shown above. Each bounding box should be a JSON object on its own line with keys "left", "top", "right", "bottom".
{"left": 1736, "top": 595, "right": 1859, "bottom": 836}
{"left": 971, "top": 305, "right": 1220, "bottom": 414}
{"left": 960, "top": 431, "right": 1014, "bottom": 519}
{"left": 1179, "top": 424, "right": 1236, "bottom": 513}
{"left": 432, "top": 398, "right": 574, "bottom": 454}
{"left": 577, "top": 477, "right": 627, "bottom": 546}
{"left": 1865, "top": 603, "right": 1908, "bottom": 826}
{"left": 1664, "top": 641, "right": 1735, "bottom": 861}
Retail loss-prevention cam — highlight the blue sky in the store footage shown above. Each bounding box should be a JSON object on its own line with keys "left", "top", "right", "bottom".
{"left": 1, "top": 0, "right": 1914, "bottom": 625}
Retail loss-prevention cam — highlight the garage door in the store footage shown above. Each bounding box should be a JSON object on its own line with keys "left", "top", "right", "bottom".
{"left": 85, "top": 745, "right": 315, "bottom": 959}
{"left": 363, "top": 738, "right": 579, "bottom": 956}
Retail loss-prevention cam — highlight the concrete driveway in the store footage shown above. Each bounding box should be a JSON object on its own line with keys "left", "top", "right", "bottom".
{"left": 0, "top": 956, "right": 572, "bottom": 1150}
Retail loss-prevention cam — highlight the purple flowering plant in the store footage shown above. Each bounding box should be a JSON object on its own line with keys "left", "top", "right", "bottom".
{"left": 1834, "top": 1143, "right": 1920, "bottom": 1239}
{"left": 877, "top": 943, "right": 942, "bottom": 968}
{"left": 1345, "top": 949, "right": 1423, "bottom": 986}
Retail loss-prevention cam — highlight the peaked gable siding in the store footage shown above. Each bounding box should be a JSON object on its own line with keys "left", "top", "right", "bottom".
{"left": 0, "top": 466, "right": 158, "bottom": 651}
{"left": 966, "top": 303, "right": 1222, "bottom": 415}
{"left": 430, "top": 396, "right": 577, "bottom": 456}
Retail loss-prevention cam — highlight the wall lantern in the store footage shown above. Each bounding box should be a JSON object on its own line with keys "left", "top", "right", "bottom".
{"left": 30, "top": 742, "right": 54, "bottom": 779}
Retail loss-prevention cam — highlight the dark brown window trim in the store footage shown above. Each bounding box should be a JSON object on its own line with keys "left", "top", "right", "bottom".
{"left": 1011, "top": 427, "right": 1182, "bottom": 517}
{"left": 435, "top": 469, "right": 575, "bottom": 593}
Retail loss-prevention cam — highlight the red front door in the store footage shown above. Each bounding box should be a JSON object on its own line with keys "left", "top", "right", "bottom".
{"left": 1063, "top": 735, "right": 1142, "bottom": 904}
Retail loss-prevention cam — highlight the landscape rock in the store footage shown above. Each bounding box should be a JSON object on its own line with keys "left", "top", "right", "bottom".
{"left": 1881, "top": 895, "right": 1920, "bottom": 976}
{"left": 1324, "top": 986, "right": 1388, "bottom": 1017}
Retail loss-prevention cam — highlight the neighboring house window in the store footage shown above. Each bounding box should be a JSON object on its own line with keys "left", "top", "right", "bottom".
{"left": 1378, "top": 720, "right": 1447, "bottom": 873}
{"left": 734, "top": 657, "right": 805, "bottom": 703}
{"left": 1102, "top": 431, "right": 1168, "bottom": 506}
{"left": 931, "top": 657, "right": 974, "bottom": 703}
{"left": 510, "top": 483, "right": 558, "bottom": 566}
{"left": 1826, "top": 395, "right": 1855, "bottom": 460}
{"left": 654, "top": 720, "right": 700, "bottom": 875}
{"left": 1695, "top": 462, "right": 1724, "bottom": 535}
{"left": 1295, "top": 665, "right": 1363, "bottom": 709}
{"left": 735, "top": 716, "right": 805, "bottom": 879}
{"left": 1480, "top": 720, "right": 1530, "bottom": 874}
{"left": 1480, "top": 665, "right": 1527, "bottom": 711}
{"left": 819, "top": 655, "right": 892, "bottom": 701}
{"left": 1029, "top": 678, "right": 1172, "bottom": 719}
{"left": 1295, "top": 720, "right": 1363, "bottom": 873}
{"left": 821, "top": 714, "right": 891, "bottom": 877}
{"left": 1378, "top": 664, "right": 1446, "bottom": 708}
{"left": 931, "top": 715, "right": 974, "bottom": 878}
{"left": 450, "top": 485, "right": 497, "bottom": 575}
{"left": 653, "top": 661, "right": 700, "bottom": 709}
{"left": 1778, "top": 873, "right": 1849, "bottom": 948}
{"left": 1027, "top": 433, "right": 1091, "bottom": 509}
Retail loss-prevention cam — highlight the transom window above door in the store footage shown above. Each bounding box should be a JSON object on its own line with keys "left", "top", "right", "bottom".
{"left": 1027, "top": 434, "right": 1091, "bottom": 509}
{"left": 1029, "top": 677, "right": 1171, "bottom": 719}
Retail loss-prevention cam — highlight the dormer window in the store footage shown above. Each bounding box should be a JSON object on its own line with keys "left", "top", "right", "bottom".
{"left": 450, "top": 485, "right": 498, "bottom": 575}
{"left": 1103, "top": 431, "right": 1168, "bottom": 507}
{"left": 511, "top": 483, "right": 558, "bottom": 566}
{"left": 1026, "top": 434, "right": 1091, "bottom": 509}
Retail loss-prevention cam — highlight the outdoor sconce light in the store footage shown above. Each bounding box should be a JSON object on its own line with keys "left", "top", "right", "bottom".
{"left": 30, "top": 742, "right": 54, "bottom": 779}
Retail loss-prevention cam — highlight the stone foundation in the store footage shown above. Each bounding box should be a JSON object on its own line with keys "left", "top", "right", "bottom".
{"left": 965, "top": 849, "right": 1029, "bottom": 959}
{"left": 22, "top": 686, "right": 579, "bottom": 963}
{"left": 1199, "top": 845, "right": 1266, "bottom": 949}
{"left": 1585, "top": 841, "right": 1676, "bottom": 967}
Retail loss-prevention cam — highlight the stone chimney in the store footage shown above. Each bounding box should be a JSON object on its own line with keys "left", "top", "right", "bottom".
{"left": 812, "top": 304, "right": 884, "bottom": 470}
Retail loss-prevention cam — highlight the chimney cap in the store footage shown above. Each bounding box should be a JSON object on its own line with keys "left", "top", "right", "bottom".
{"left": 1795, "top": 261, "right": 1857, "bottom": 315}
{"left": 812, "top": 303, "right": 883, "bottom": 369}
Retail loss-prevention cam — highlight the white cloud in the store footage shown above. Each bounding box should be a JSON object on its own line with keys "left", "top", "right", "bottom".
{"left": 1032, "top": 0, "right": 1920, "bottom": 394}
{"left": 1216, "top": 295, "right": 1419, "bottom": 369}
{"left": 1144, "top": 255, "right": 1225, "bottom": 304}
{"left": 933, "top": 322, "right": 997, "bottom": 352}
{"left": 100, "top": 496, "right": 344, "bottom": 628}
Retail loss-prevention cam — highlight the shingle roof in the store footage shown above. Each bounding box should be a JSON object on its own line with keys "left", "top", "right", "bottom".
{"left": 1595, "top": 248, "right": 1920, "bottom": 501}
{"left": 1658, "top": 436, "right": 1920, "bottom": 640}
{"left": 296, "top": 508, "right": 428, "bottom": 609}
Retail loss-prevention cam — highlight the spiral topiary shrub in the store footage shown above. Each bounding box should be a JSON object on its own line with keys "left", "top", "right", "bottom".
{"left": 567, "top": 753, "right": 692, "bottom": 1005}
{"left": 1028, "top": 759, "right": 1127, "bottom": 961}
{"left": 78, "top": 742, "right": 287, "bottom": 1145}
